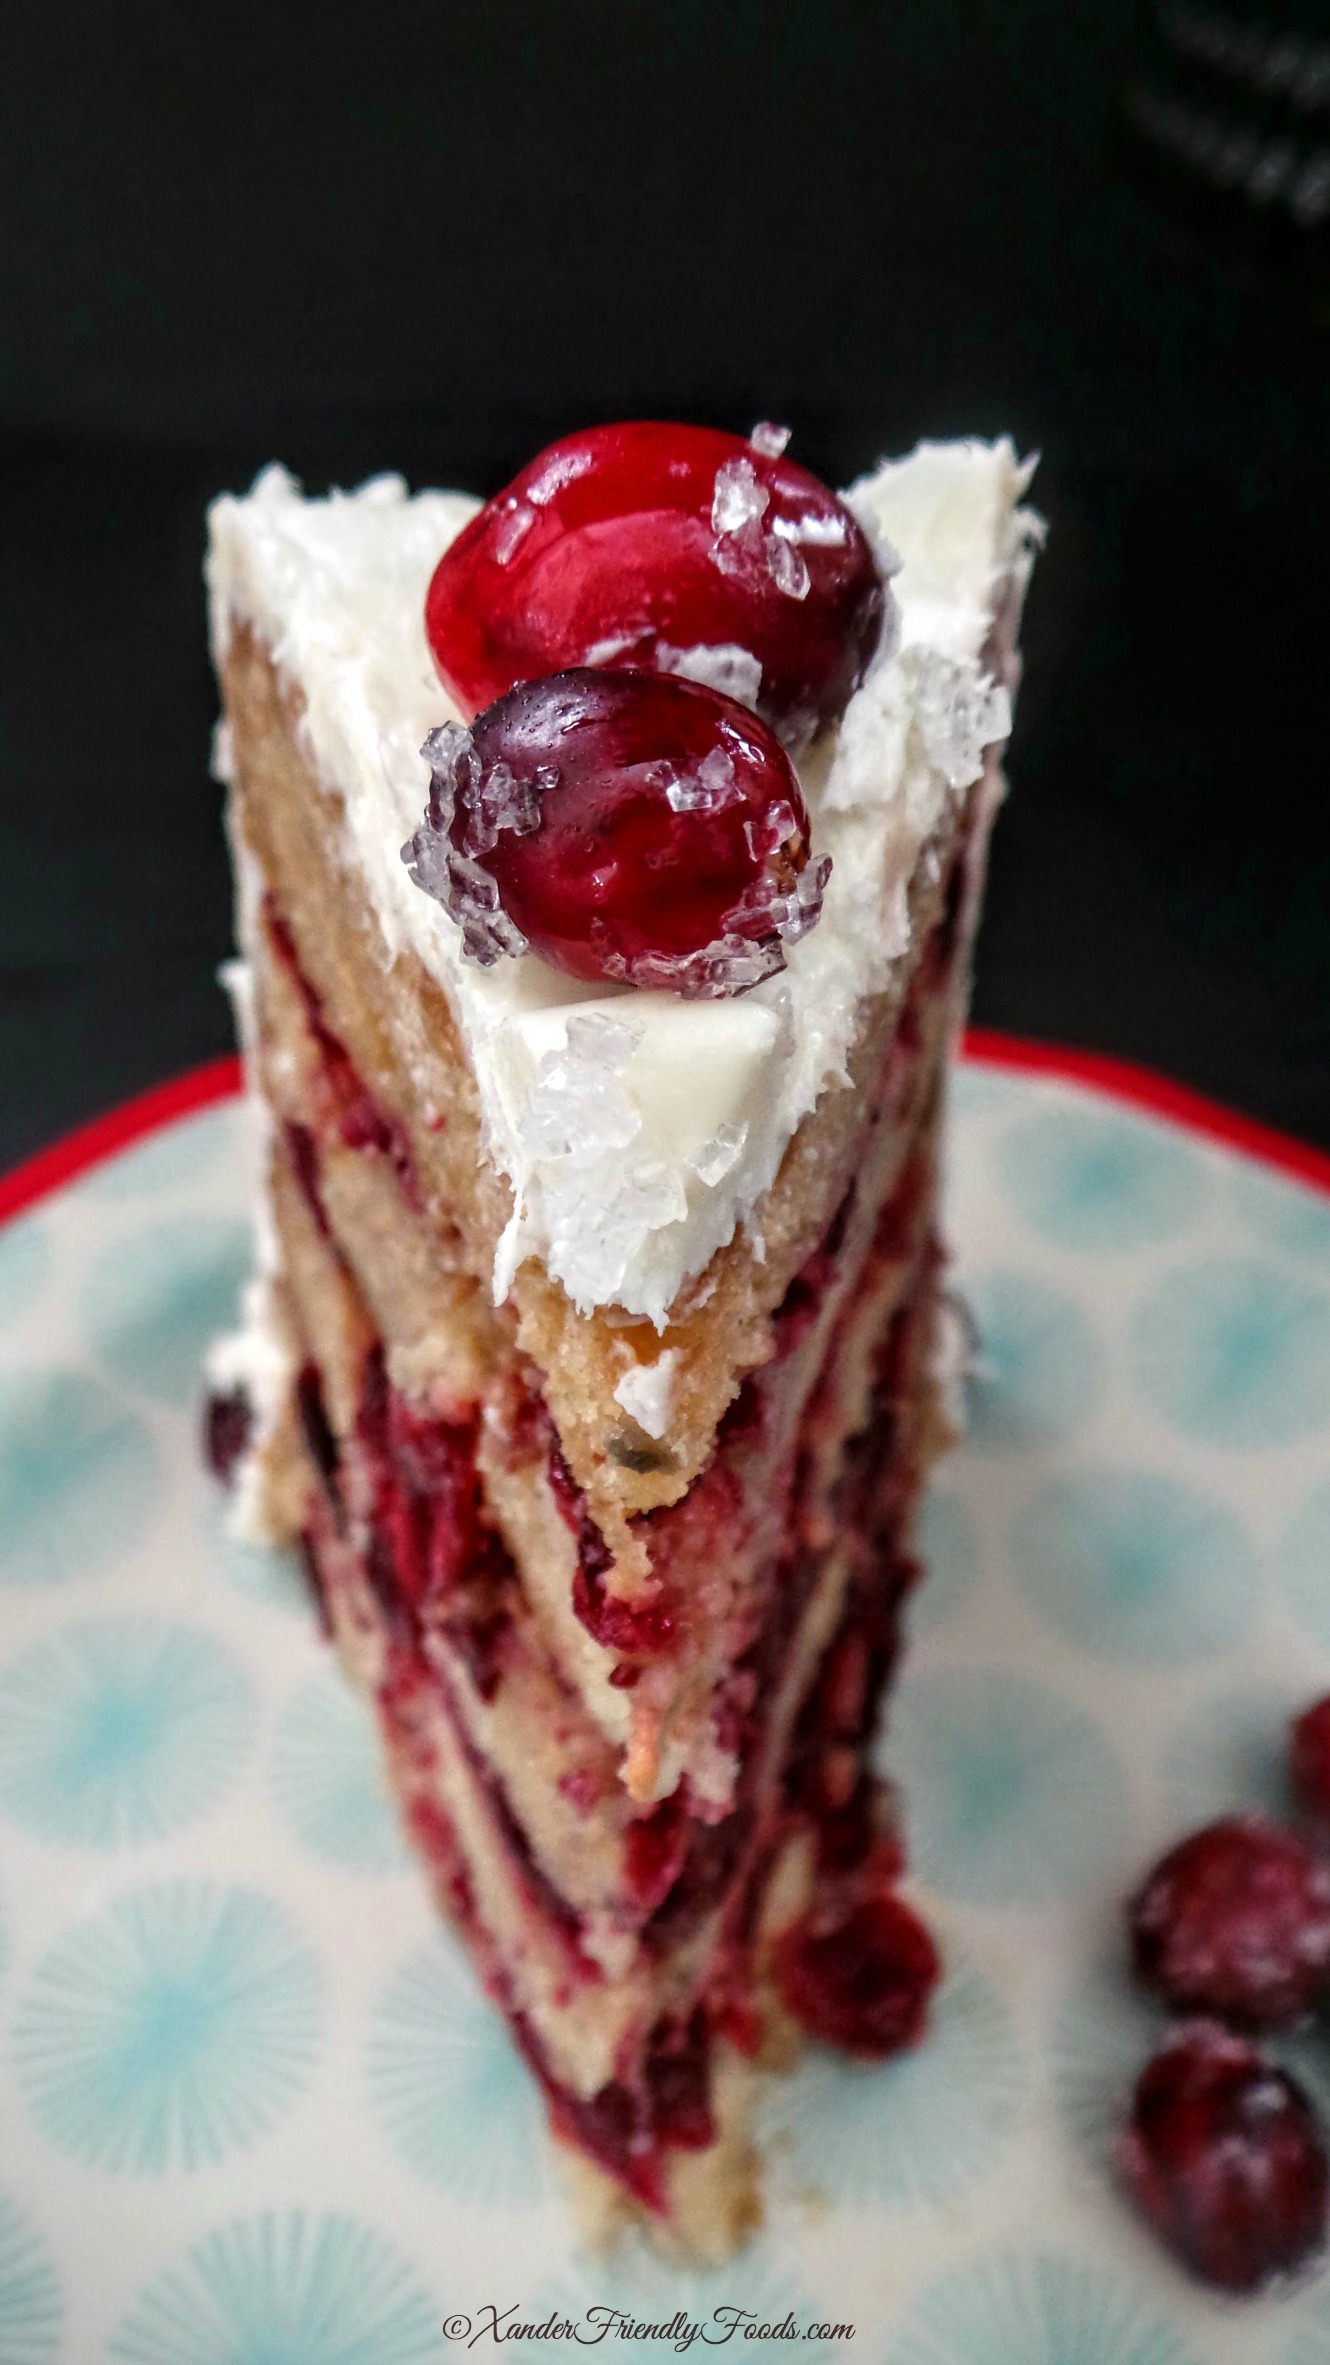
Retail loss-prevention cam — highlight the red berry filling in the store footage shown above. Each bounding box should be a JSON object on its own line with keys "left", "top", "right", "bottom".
{"left": 774, "top": 1890, "right": 939, "bottom": 2058}
{"left": 1120, "top": 2019, "right": 1329, "bottom": 2293}
{"left": 1130, "top": 1813, "right": 1330, "bottom": 2031}
{"left": 403, "top": 667, "right": 828, "bottom": 995}
{"left": 1292, "top": 1698, "right": 1330, "bottom": 1837}
{"left": 425, "top": 420, "right": 885, "bottom": 745}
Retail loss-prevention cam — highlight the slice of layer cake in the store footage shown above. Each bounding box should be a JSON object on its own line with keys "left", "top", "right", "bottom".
{"left": 204, "top": 423, "right": 1038, "bottom": 2258}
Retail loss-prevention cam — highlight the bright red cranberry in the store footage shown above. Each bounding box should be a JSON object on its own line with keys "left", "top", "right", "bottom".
{"left": 1130, "top": 1813, "right": 1330, "bottom": 2031}
{"left": 426, "top": 420, "right": 885, "bottom": 744}
{"left": 1292, "top": 1698, "right": 1330, "bottom": 1837}
{"left": 774, "top": 1891, "right": 940, "bottom": 2058}
{"left": 403, "top": 668, "right": 826, "bottom": 995}
{"left": 1119, "top": 2019, "right": 1329, "bottom": 2293}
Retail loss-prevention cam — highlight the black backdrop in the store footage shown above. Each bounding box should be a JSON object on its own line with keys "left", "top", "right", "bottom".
{"left": 2, "top": 0, "right": 1327, "bottom": 1164}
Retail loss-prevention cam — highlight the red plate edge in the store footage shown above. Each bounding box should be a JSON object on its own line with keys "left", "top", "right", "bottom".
{"left": 0, "top": 1032, "right": 1327, "bottom": 1232}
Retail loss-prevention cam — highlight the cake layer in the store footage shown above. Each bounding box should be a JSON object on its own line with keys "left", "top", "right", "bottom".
{"left": 251, "top": 1182, "right": 943, "bottom": 2232}
{"left": 239, "top": 833, "right": 960, "bottom": 1809}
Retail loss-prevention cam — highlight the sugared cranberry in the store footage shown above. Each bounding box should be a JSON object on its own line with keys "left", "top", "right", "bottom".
{"left": 204, "top": 1386, "right": 252, "bottom": 1485}
{"left": 1292, "top": 1698, "right": 1330, "bottom": 1837}
{"left": 1130, "top": 1814, "right": 1330, "bottom": 2031}
{"left": 425, "top": 420, "right": 886, "bottom": 744}
{"left": 774, "top": 1891, "right": 940, "bottom": 2058}
{"left": 1119, "top": 2019, "right": 1329, "bottom": 2293}
{"left": 403, "top": 668, "right": 827, "bottom": 996}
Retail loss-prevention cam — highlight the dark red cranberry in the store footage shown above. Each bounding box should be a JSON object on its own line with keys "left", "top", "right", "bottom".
{"left": 774, "top": 1891, "right": 940, "bottom": 2058}
{"left": 1119, "top": 2019, "right": 1329, "bottom": 2293}
{"left": 403, "top": 668, "right": 827, "bottom": 996}
{"left": 425, "top": 420, "right": 885, "bottom": 744}
{"left": 1130, "top": 1814, "right": 1330, "bottom": 2031}
{"left": 204, "top": 1386, "right": 252, "bottom": 1485}
{"left": 1292, "top": 1698, "right": 1330, "bottom": 1837}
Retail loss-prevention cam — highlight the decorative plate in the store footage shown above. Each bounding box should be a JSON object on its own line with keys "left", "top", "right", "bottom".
{"left": 2, "top": 1036, "right": 1330, "bottom": 2365}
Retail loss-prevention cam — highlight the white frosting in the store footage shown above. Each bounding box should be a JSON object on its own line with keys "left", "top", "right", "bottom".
{"left": 207, "top": 441, "right": 1036, "bottom": 1328}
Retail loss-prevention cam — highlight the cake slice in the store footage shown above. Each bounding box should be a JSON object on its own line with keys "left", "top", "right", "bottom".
{"left": 204, "top": 424, "right": 1038, "bottom": 2258}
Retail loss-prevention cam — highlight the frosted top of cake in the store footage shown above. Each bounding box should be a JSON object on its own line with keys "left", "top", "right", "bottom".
{"left": 207, "top": 440, "right": 1036, "bottom": 1327}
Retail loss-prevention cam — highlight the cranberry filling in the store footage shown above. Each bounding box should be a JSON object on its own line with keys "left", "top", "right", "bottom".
{"left": 265, "top": 900, "right": 422, "bottom": 1210}
{"left": 1130, "top": 1814, "right": 1330, "bottom": 2032}
{"left": 775, "top": 1891, "right": 940, "bottom": 2058}
{"left": 545, "top": 1433, "right": 677, "bottom": 1658}
{"left": 203, "top": 1386, "right": 252, "bottom": 1485}
{"left": 404, "top": 668, "right": 827, "bottom": 996}
{"left": 424, "top": 419, "right": 885, "bottom": 743}
{"left": 1292, "top": 1697, "right": 1330, "bottom": 1837}
{"left": 349, "top": 1349, "right": 519, "bottom": 1698}
{"left": 1120, "top": 2019, "right": 1329, "bottom": 2293}
{"left": 537, "top": 2002, "right": 716, "bottom": 2213}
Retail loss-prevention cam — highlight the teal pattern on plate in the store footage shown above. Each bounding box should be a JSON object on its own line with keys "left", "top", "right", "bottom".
{"left": 109, "top": 2210, "right": 440, "bottom": 2365}
{"left": 0, "top": 1219, "right": 48, "bottom": 1327}
{"left": 0, "top": 1618, "right": 254, "bottom": 1848}
{"left": 885, "top": 1667, "right": 1130, "bottom": 1906}
{"left": 997, "top": 1105, "right": 1202, "bottom": 1252}
{"left": 208, "top": 1500, "right": 308, "bottom": 1616}
{"left": 269, "top": 1666, "right": 408, "bottom": 1874}
{"left": 0, "top": 1368, "right": 159, "bottom": 1588}
{"left": 1231, "top": 1162, "right": 1330, "bottom": 1267}
{"left": 760, "top": 1950, "right": 1025, "bottom": 2209}
{"left": 527, "top": 2240, "right": 830, "bottom": 2365}
{"left": 0, "top": 2193, "right": 61, "bottom": 2365}
{"left": 963, "top": 1269, "right": 1102, "bottom": 1451}
{"left": 911, "top": 1481, "right": 979, "bottom": 1637}
{"left": 13, "top": 1880, "right": 323, "bottom": 2174}
{"left": 886, "top": 2249, "right": 1201, "bottom": 2365}
{"left": 367, "top": 1934, "right": 549, "bottom": 2205}
{"left": 1050, "top": 1957, "right": 1166, "bottom": 2175}
{"left": 1009, "top": 1466, "right": 1258, "bottom": 1665}
{"left": 1281, "top": 1482, "right": 1330, "bottom": 1652}
{"left": 1133, "top": 1256, "right": 1330, "bottom": 1448}
{"left": 83, "top": 1217, "right": 251, "bottom": 1404}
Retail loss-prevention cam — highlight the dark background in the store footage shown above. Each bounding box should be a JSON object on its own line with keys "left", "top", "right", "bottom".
{"left": 2, "top": 0, "right": 1328, "bottom": 1167}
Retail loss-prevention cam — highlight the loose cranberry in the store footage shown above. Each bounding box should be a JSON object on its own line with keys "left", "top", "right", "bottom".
{"left": 204, "top": 1386, "right": 252, "bottom": 1486}
{"left": 1119, "top": 2019, "right": 1329, "bottom": 2293}
{"left": 1130, "top": 1814, "right": 1330, "bottom": 2031}
{"left": 1292, "top": 1698, "right": 1330, "bottom": 1837}
{"left": 403, "top": 668, "right": 827, "bottom": 996}
{"left": 425, "top": 420, "right": 885, "bottom": 743}
{"left": 774, "top": 1891, "right": 940, "bottom": 2058}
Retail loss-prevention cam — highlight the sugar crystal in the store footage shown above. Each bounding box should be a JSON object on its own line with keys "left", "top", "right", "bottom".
{"left": 712, "top": 457, "right": 770, "bottom": 537}
{"left": 766, "top": 535, "right": 811, "bottom": 600}
{"left": 912, "top": 651, "right": 1011, "bottom": 791}
{"left": 749, "top": 421, "right": 791, "bottom": 457}
{"left": 688, "top": 1121, "right": 748, "bottom": 1187}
